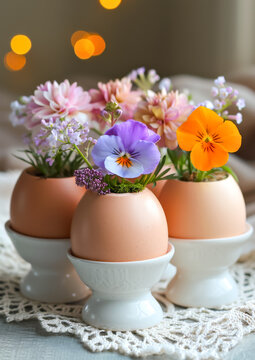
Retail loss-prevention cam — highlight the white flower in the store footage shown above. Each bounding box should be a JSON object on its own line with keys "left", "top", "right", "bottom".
{"left": 211, "top": 86, "right": 219, "bottom": 97}
{"left": 159, "top": 78, "right": 171, "bottom": 92}
{"left": 214, "top": 76, "right": 225, "bottom": 86}
{"left": 219, "top": 88, "right": 228, "bottom": 99}
{"left": 236, "top": 113, "right": 243, "bottom": 124}
{"left": 236, "top": 98, "right": 246, "bottom": 111}
{"left": 197, "top": 100, "right": 214, "bottom": 110}
{"left": 148, "top": 69, "right": 160, "bottom": 84}
{"left": 9, "top": 97, "right": 32, "bottom": 127}
{"left": 213, "top": 99, "right": 223, "bottom": 110}
{"left": 203, "top": 100, "right": 214, "bottom": 110}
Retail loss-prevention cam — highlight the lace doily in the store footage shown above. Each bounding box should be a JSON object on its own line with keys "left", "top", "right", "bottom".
{"left": 1, "top": 223, "right": 255, "bottom": 360}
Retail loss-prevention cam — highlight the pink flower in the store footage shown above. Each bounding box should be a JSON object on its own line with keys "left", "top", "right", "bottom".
{"left": 26, "top": 80, "right": 91, "bottom": 129}
{"left": 89, "top": 77, "right": 142, "bottom": 130}
{"left": 134, "top": 89, "right": 193, "bottom": 149}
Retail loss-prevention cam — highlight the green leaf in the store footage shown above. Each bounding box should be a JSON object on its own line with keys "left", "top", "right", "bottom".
{"left": 160, "top": 174, "right": 177, "bottom": 180}
{"left": 155, "top": 168, "right": 171, "bottom": 180}
{"left": 167, "top": 149, "right": 178, "bottom": 167}
{"left": 13, "top": 154, "right": 34, "bottom": 166}
{"left": 221, "top": 165, "right": 239, "bottom": 182}
{"left": 153, "top": 155, "right": 166, "bottom": 177}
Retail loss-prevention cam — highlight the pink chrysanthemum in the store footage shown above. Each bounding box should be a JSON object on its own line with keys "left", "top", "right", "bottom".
{"left": 134, "top": 89, "right": 193, "bottom": 149}
{"left": 89, "top": 77, "right": 142, "bottom": 129}
{"left": 25, "top": 80, "right": 91, "bottom": 129}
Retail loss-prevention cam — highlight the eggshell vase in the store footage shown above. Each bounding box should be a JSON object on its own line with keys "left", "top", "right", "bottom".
{"left": 158, "top": 175, "right": 251, "bottom": 307}
{"left": 71, "top": 188, "right": 169, "bottom": 262}
{"left": 10, "top": 167, "right": 85, "bottom": 239}
{"left": 5, "top": 221, "right": 90, "bottom": 303}
{"left": 167, "top": 224, "right": 253, "bottom": 308}
{"left": 68, "top": 246, "right": 174, "bottom": 331}
{"left": 159, "top": 175, "right": 246, "bottom": 239}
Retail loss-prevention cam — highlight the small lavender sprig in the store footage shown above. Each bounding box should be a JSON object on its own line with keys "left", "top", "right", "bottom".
{"left": 34, "top": 117, "right": 95, "bottom": 168}
{"left": 128, "top": 67, "right": 160, "bottom": 91}
{"left": 199, "top": 76, "right": 245, "bottom": 124}
{"left": 74, "top": 168, "right": 110, "bottom": 195}
{"left": 9, "top": 96, "right": 32, "bottom": 127}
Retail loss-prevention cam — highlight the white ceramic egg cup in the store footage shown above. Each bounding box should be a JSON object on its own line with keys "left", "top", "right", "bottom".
{"left": 5, "top": 221, "right": 90, "bottom": 303}
{"left": 67, "top": 246, "right": 174, "bottom": 331}
{"left": 167, "top": 223, "right": 253, "bottom": 308}
{"left": 239, "top": 215, "right": 255, "bottom": 261}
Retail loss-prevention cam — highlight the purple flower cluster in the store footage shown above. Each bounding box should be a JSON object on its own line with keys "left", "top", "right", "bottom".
{"left": 74, "top": 168, "right": 110, "bottom": 195}
{"left": 33, "top": 117, "right": 91, "bottom": 165}
{"left": 9, "top": 96, "right": 33, "bottom": 127}
{"left": 199, "top": 76, "right": 245, "bottom": 124}
{"left": 128, "top": 67, "right": 160, "bottom": 91}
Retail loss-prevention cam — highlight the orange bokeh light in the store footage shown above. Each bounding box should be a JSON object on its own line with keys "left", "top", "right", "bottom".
{"left": 4, "top": 51, "right": 26, "bottom": 71}
{"left": 71, "top": 30, "right": 90, "bottom": 47}
{"left": 74, "top": 39, "right": 95, "bottom": 59}
{"left": 10, "top": 34, "right": 31, "bottom": 55}
{"left": 99, "top": 0, "right": 122, "bottom": 10}
{"left": 88, "top": 34, "right": 106, "bottom": 56}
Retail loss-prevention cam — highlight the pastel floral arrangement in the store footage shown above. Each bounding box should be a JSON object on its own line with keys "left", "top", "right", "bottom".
{"left": 36, "top": 103, "right": 173, "bottom": 193}
{"left": 10, "top": 70, "right": 245, "bottom": 192}
{"left": 10, "top": 80, "right": 92, "bottom": 177}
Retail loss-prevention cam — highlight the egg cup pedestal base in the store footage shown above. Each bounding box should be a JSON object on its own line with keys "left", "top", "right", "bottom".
{"left": 5, "top": 221, "right": 90, "bottom": 303}
{"left": 68, "top": 246, "right": 174, "bottom": 331}
{"left": 167, "top": 224, "right": 253, "bottom": 308}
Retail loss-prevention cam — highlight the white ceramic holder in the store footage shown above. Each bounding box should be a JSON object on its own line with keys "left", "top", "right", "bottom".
{"left": 160, "top": 263, "right": 176, "bottom": 282}
{"left": 239, "top": 215, "right": 255, "bottom": 261}
{"left": 166, "top": 223, "right": 253, "bottom": 308}
{"left": 67, "top": 245, "right": 174, "bottom": 331}
{"left": 5, "top": 221, "right": 90, "bottom": 303}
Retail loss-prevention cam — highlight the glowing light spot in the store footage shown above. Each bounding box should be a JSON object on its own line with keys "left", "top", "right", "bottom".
{"left": 99, "top": 0, "right": 122, "bottom": 10}
{"left": 88, "top": 34, "right": 106, "bottom": 56}
{"left": 71, "top": 30, "right": 90, "bottom": 47}
{"left": 4, "top": 51, "right": 26, "bottom": 71}
{"left": 10, "top": 34, "right": 31, "bottom": 55}
{"left": 74, "top": 39, "right": 95, "bottom": 59}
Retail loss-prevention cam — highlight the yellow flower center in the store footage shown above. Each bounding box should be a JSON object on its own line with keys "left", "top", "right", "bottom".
{"left": 197, "top": 132, "right": 219, "bottom": 153}
{"left": 204, "top": 136, "right": 212, "bottom": 143}
{"left": 116, "top": 153, "right": 132, "bottom": 168}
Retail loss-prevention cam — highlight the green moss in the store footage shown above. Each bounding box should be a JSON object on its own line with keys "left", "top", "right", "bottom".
{"left": 109, "top": 182, "right": 145, "bottom": 193}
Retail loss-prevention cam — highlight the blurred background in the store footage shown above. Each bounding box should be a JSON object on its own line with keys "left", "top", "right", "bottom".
{"left": 0, "top": 0, "right": 255, "bottom": 190}
{"left": 0, "top": 0, "right": 255, "bottom": 94}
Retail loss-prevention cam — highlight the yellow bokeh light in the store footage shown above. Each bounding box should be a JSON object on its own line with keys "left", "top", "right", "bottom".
{"left": 74, "top": 39, "right": 95, "bottom": 59}
{"left": 99, "top": 0, "right": 122, "bottom": 10}
{"left": 4, "top": 51, "right": 26, "bottom": 71}
{"left": 71, "top": 30, "right": 90, "bottom": 47}
{"left": 10, "top": 34, "right": 31, "bottom": 55}
{"left": 88, "top": 34, "right": 106, "bottom": 56}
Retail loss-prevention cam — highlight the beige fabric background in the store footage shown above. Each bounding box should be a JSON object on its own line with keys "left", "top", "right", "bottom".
{"left": 0, "top": 70, "right": 254, "bottom": 215}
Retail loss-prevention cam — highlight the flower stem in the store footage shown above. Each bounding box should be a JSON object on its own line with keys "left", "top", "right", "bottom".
{"left": 196, "top": 170, "right": 206, "bottom": 182}
{"left": 187, "top": 151, "right": 192, "bottom": 175}
{"left": 91, "top": 127, "right": 103, "bottom": 136}
{"left": 73, "top": 144, "right": 93, "bottom": 169}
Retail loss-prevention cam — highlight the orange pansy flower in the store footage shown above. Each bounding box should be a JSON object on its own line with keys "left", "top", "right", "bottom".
{"left": 176, "top": 106, "right": 242, "bottom": 171}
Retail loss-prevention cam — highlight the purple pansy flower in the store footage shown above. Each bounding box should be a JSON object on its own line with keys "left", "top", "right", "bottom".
{"left": 91, "top": 120, "right": 161, "bottom": 178}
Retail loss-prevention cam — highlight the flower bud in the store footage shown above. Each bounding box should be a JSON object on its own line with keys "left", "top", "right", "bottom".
{"left": 101, "top": 109, "right": 112, "bottom": 123}
{"left": 105, "top": 101, "right": 119, "bottom": 112}
{"left": 114, "top": 108, "right": 123, "bottom": 119}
